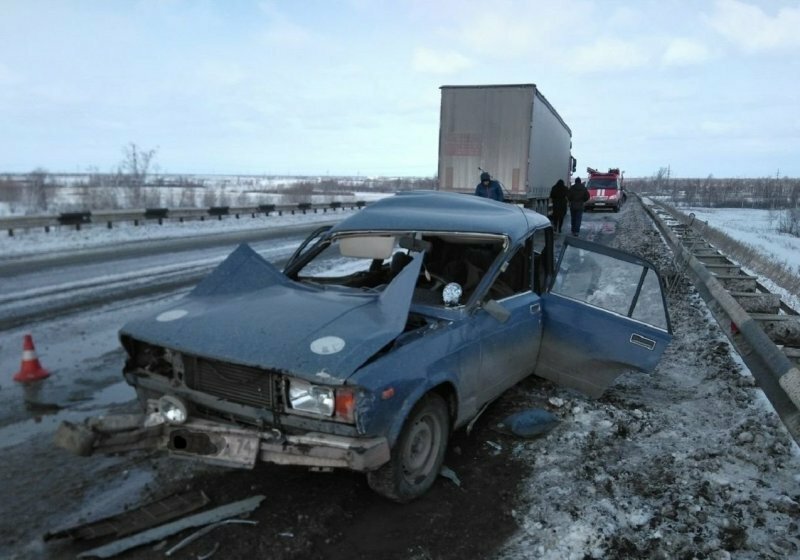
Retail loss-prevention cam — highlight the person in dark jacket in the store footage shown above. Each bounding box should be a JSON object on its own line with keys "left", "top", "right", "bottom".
{"left": 474, "top": 171, "right": 504, "bottom": 202}
{"left": 549, "top": 179, "right": 569, "bottom": 233}
{"left": 567, "top": 177, "right": 589, "bottom": 236}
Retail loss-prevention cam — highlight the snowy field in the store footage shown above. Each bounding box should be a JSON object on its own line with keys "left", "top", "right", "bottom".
{"left": 680, "top": 206, "right": 800, "bottom": 312}
{"left": 682, "top": 207, "right": 800, "bottom": 274}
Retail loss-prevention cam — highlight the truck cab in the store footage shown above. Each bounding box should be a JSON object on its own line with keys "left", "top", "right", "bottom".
{"left": 585, "top": 167, "right": 625, "bottom": 212}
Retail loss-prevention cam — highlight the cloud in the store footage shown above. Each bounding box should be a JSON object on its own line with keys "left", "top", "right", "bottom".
{"left": 662, "top": 38, "right": 713, "bottom": 66}
{"left": 568, "top": 39, "right": 649, "bottom": 73}
{"left": 260, "top": 20, "right": 313, "bottom": 47}
{"left": 257, "top": 1, "right": 314, "bottom": 47}
{"left": 411, "top": 47, "right": 472, "bottom": 74}
{"left": 708, "top": 0, "right": 800, "bottom": 52}
{"left": 456, "top": 12, "right": 536, "bottom": 55}
{"left": 407, "top": 2, "right": 649, "bottom": 72}
{"left": 444, "top": 2, "right": 579, "bottom": 61}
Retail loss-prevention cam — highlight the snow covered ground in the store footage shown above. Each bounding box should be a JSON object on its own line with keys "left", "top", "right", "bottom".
{"left": 682, "top": 207, "right": 800, "bottom": 274}
{"left": 494, "top": 203, "right": 800, "bottom": 559}
{"left": 676, "top": 206, "right": 800, "bottom": 313}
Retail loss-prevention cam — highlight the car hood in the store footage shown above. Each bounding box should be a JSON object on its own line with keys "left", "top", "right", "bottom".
{"left": 120, "top": 243, "right": 424, "bottom": 384}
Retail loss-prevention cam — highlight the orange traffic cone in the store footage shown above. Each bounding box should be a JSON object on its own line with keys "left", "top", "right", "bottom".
{"left": 13, "top": 334, "right": 51, "bottom": 383}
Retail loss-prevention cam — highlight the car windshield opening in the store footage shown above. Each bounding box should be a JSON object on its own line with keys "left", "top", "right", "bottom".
{"left": 294, "top": 232, "right": 506, "bottom": 305}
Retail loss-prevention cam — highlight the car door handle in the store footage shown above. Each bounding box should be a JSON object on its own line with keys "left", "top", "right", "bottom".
{"left": 530, "top": 303, "right": 541, "bottom": 314}
{"left": 630, "top": 333, "right": 656, "bottom": 350}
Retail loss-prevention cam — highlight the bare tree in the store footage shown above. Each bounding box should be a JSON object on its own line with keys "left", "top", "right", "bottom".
{"left": 0, "top": 174, "right": 25, "bottom": 212}
{"left": 26, "top": 168, "right": 51, "bottom": 213}
{"left": 648, "top": 167, "right": 671, "bottom": 197}
{"left": 778, "top": 208, "right": 800, "bottom": 237}
{"left": 789, "top": 181, "right": 800, "bottom": 208}
{"left": 202, "top": 187, "right": 218, "bottom": 207}
{"left": 178, "top": 186, "right": 199, "bottom": 208}
{"left": 118, "top": 142, "right": 157, "bottom": 208}
{"left": 703, "top": 174, "right": 719, "bottom": 207}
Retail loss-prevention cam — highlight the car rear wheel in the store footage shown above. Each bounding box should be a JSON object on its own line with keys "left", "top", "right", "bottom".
{"left": 367, "top": 393, "right": 449, "bottom": 503}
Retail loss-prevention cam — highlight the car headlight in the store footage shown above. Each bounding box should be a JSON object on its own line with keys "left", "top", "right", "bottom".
{"left": 288, "top": 379, "right": 335, "bottom": 417}
{"left": 158, "top": 395, "right": 188, "bottom": 424}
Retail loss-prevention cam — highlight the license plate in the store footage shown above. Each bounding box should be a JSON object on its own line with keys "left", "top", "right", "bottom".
{"left": 215, "top": 433, "right": 260, "bottom": 468}
{"left": 595, "top": 202, "right": 606, "bottom": 206}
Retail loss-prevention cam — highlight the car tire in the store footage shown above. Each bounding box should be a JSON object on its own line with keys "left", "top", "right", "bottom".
{"left": 613, "top": 205, "right": 620, "bottom": 213}
{"left": 367, "top": 393, "right": 449, "bottom": 503}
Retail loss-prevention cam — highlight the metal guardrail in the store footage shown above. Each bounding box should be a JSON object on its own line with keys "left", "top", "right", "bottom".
{"left": 1, "top": 201, "right": 365, "bottom": 236}
{"left": 638, "top": 195, "right": 800, "bottom": 443}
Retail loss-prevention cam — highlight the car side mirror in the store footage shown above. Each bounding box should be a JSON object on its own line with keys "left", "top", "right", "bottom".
{"left": 482, "top": 299, "right": 511, "bottom": 323}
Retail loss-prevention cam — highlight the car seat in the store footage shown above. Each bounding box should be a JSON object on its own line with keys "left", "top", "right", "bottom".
{"left": 390, "top": 252, "right": 413, "bottom": 278}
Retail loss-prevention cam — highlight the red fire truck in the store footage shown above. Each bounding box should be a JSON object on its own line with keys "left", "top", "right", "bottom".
{"left": 585, "top": 167, "right": 626, "bottom": 212}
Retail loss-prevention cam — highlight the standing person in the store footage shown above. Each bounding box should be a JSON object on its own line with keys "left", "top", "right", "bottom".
{"left": 474, "top": 172, "right": 504, "bottom": 202}
{"left": 567, "top": 177, "right": 589, "bottom": 236}
{"left": 549, "top": 179, "right": 569, "bottom": 233}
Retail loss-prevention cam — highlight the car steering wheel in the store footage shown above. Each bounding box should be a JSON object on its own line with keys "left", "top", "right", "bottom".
{"left": 420, "top": 268, "right": 449, "bottom": 291}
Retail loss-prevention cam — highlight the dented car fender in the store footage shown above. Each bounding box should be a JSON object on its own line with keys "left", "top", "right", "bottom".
{"left": 383, "top": 374, "right": 461, "bottom": 447}
{"left": 349, "top": 326, "right": 471, "bottom": 446}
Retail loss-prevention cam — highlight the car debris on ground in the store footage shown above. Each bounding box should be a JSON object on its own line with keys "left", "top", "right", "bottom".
{"left": 493, "top": 408, "right": 560, "bottom": 438}
{"left": 75, "top": 495, "right": 264, "bottom": 559}
{"left": 44, "top": 490, "right": 210, "bottom": 542}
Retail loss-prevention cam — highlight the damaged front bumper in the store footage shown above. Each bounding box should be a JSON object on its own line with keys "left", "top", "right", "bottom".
{"left": 54, "top": 413, "right": 390, "bottom": 472}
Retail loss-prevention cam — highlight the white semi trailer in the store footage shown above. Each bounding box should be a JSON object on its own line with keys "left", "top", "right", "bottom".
{"left": 437, "top": 84, "right": 575, "bottom": 214}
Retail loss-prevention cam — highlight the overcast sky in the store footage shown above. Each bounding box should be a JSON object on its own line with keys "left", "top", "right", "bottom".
{"left": 1, "top": 0, "right": 798, "bottom": 178}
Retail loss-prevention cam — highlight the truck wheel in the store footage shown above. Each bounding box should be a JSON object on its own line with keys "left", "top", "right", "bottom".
{"left": 367, "top": 393, "right": 449, "bottom": 503}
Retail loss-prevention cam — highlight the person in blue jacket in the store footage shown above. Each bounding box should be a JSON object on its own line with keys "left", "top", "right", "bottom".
{"left": 474, "top": 172, "right": 504, "bottom": 201}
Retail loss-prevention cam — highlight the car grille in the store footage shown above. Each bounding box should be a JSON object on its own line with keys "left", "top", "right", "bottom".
{"left": 192, "top": 404, "right": 268, "bottom": 428}
{"left": 184, "top": 356, "right": 276, "bottom": 409}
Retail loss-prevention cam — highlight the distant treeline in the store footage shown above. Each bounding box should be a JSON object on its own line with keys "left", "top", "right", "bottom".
{"left": 0, "top": 170, "right": 437, "bottom": 214}
{"left": 627, "top": 169, "right": 800, "bottom": 210}
{"left": 627, "top": 168, "right": 800, "bottom": 236}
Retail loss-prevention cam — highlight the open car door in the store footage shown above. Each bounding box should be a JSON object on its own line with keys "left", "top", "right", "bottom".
{"left": 537, "top": 237, "right": 672, "bottom": 398}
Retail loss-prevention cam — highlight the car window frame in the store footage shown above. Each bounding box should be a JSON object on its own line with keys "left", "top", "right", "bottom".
{"left": 550, "top": 236, "right": 672, "bottom": 334}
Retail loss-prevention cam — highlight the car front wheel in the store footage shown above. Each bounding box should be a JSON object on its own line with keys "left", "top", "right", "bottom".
{"left": 367, "top": 393, "right": 449, "bottom": 503}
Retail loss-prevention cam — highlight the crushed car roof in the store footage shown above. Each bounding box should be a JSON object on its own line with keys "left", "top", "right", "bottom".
{"left": 120, "top": 244, "right": 426, "bottom": 382}
{"left": 330, "top": 191, "right": 551, "bottom": 239}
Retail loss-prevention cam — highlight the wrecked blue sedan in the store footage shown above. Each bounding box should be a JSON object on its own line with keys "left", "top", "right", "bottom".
{"left": 56, "top": 191, "right": 672, "bottom": 502}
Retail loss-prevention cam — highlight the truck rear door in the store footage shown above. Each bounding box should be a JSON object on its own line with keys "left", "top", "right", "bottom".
{"left": 536, "top": 237, "right": 672, "bottom": 397}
